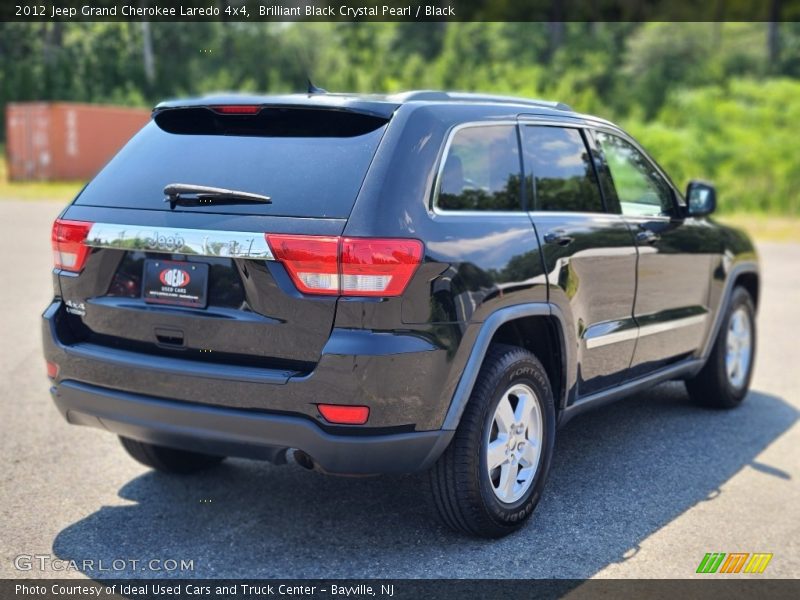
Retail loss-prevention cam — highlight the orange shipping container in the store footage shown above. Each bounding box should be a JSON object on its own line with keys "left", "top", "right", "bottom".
{"left": 5, "top": 102, "right": 151, "bottom": 181}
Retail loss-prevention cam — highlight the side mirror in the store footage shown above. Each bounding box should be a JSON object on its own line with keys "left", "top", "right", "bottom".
{"left": 686, "top": 180, "right": 717, "bottom": 216}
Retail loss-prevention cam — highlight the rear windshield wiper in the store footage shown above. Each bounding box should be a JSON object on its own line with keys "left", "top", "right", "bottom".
{"left": 164, "top": 183, "right": 272, "bottom": 209}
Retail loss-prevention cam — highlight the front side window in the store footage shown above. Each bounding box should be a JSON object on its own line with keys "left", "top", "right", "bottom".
{"left": 521, "top": 126, "right": 604, "bottom": 213}
{"left": 596, "top": 132, "right": 675, "bottom": 217}
{"left": 436, "top": 125, "right": 522, "bottom": 211}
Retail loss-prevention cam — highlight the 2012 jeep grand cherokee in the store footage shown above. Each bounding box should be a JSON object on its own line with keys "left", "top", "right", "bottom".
{"left": 43, "top": 91, "right": 759, "bottom": 537}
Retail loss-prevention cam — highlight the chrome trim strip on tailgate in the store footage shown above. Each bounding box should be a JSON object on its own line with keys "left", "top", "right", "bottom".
{"left": 85, "top": 223, "right": 274, "bottom": 259}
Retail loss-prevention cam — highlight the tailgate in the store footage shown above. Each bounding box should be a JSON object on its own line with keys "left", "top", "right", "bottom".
{"left": 54, "top": 103, "right": 391, "bottom": 372}
{"left": 57, "top": 207, "right": 346, "bottom": 371}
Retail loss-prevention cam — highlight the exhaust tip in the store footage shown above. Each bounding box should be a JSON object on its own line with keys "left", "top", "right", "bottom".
{"left": 292, "top": 449, "right": 316, "bottom": 471}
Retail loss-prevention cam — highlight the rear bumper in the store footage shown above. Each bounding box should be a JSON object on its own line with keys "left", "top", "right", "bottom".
{"left": 43, "top": 299, "right": 453, "bottom": 430}
{"left": 51, "top": 380, "right": 452, "bottom": 474}
{"left": 42, "top": 300, "right": 456, "bottom": 473}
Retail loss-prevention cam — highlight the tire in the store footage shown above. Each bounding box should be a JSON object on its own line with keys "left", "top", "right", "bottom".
{"left": 119, "top": 436, "right": 225, "bottom": 474}
{"left": 429, "top": 344, "right": 556, "bottom": 538}
{"left": 686, "top": 286, "right": 756, "bottom": 409}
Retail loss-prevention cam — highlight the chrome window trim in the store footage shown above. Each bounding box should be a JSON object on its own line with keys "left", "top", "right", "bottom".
{"left": 526, "top": 210, "right": 627, "bottom": 221}
{"left": 618, "top": 214, "right": 673, "bottom": 223}
{"left": 84, "top": 223, "right": 274, "bottom": 260}
{"left": 430, "top": 120, "right": 523, "bottom": 217}
{"left": 431, "top": 117, "right": 616, "bottom": 218}
{"left": 429, "top": 210, "right": 534, "bottom": 218}
{"left": 428, "top": 116, "right": 683, "bottom": 219}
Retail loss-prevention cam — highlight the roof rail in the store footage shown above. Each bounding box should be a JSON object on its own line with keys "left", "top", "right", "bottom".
{"left": 387, "top": 90, "right": 452, "bottom": 102}
{"left": 389, "top": 90, "right": 572, "bottom": 112}
{"left": 446, "top": 92, "right": 573, "bottom": 111}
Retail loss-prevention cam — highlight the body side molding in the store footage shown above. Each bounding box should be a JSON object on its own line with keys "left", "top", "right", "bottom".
{"left": 584, "top": 314, "right": 707, "bottom": 349}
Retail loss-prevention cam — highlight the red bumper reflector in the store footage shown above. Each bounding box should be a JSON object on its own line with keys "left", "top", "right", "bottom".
{"left": 46, "top": 361, "right": 59, "bottom": 379}
{"left": 318, "top": 404, "right": 370, "bottom": 425}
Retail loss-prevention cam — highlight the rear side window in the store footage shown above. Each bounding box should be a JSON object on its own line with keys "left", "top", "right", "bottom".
{"left": 436, "top": 125, "right": 523, "bottom": 212}
{"left": 74, "top": 108, "right": 388, "bottom": 218}
{"left": 521, "top": 126, "right": 604, "bottom": 213}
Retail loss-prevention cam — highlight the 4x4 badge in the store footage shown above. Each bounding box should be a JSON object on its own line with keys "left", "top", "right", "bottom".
{"left": 64, "top": 299, "right": 85, "bottom": 316}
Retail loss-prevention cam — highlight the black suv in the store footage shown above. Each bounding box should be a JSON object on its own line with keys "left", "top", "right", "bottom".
{"left": 43, "top": 91, "right": 759, "bottom": 537}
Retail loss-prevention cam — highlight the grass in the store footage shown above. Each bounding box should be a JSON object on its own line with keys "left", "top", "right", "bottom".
{"left": 0, "top": 147, "right": 84, "bottom": 202}
{"left": 716, "top": 213, "right": 800, "bottom": 244}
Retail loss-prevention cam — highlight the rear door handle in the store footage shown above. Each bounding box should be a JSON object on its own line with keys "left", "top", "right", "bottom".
{"left": 543, "top": 229, "right": 574, "bottom": 246}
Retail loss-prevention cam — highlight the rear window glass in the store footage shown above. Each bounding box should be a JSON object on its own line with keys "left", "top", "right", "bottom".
{"left": 75, "top": 108, "right": 388, "bottom": 218}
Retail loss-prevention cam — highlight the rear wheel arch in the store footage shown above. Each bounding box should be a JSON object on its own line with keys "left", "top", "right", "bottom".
{"left": 490, "top": 315, "right": 565, "bottom": 413}
{"left": 441, "top": 304, "right": 574, "bottom": 431}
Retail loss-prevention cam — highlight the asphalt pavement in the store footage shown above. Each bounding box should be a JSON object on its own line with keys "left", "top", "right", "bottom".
{"left": 1, "top": 200, "right": 797, "bottom": 580}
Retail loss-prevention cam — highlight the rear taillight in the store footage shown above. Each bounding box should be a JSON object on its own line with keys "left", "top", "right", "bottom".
{"left": 266, "top": 235, "right": 423, "bottom": 297}
{"left": 51, "top": 219, "right": 93, "bottom": 272}
{"left": 267, "top": 235, "right": 340, "bottom": 295}
{"left": 341, "top": 238, "right": 424, "bottom": 296}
